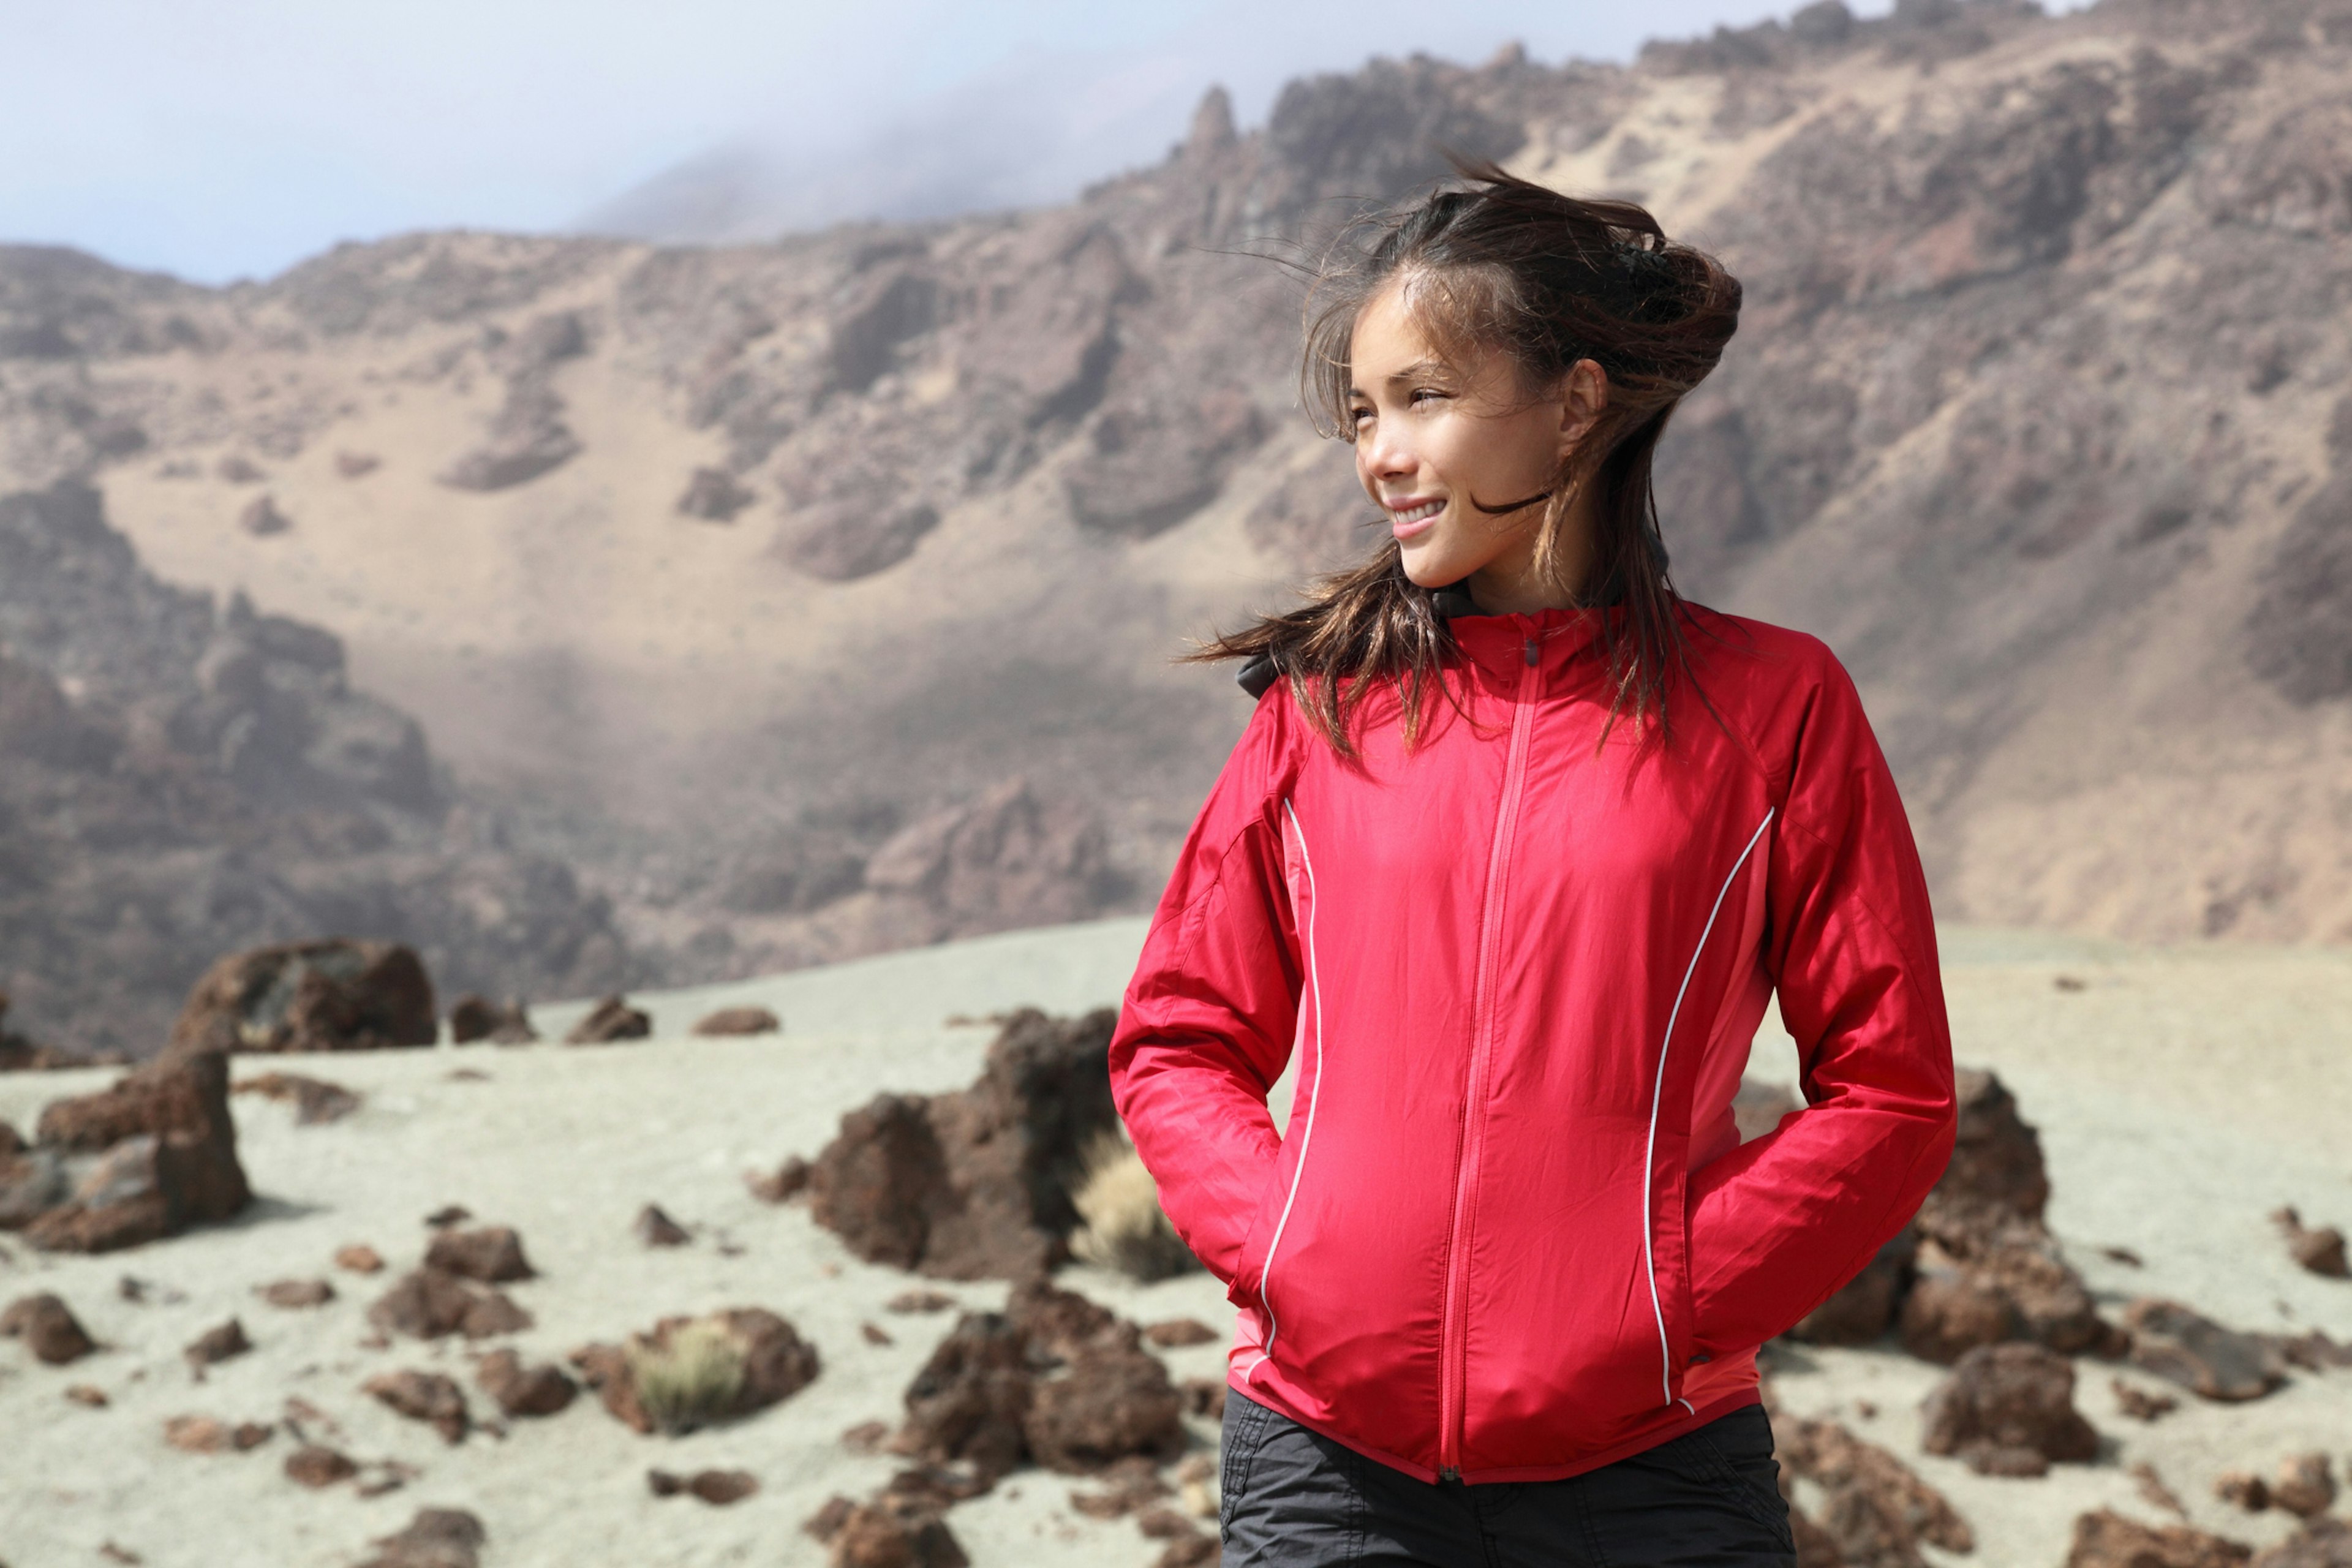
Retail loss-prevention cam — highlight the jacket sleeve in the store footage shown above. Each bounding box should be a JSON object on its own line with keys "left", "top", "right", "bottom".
{"left": 1107, "top": 693, "right": 1302, "bottom": 1291}
{"left": 1685, "top": 650, "right": 1957, "bottom": 1355}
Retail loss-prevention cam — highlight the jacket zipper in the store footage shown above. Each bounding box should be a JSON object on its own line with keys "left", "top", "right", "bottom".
{"left": 1436, "top": 635, "right": 1544, "bottom": 1479}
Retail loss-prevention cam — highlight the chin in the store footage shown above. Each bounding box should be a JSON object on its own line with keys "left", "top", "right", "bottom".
{"left": 1396, "top": 546, "right": 1465, "bottom": 589}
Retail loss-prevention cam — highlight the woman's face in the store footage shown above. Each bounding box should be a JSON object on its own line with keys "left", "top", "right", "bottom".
{"left": 1348, "top": 276, "right": 1603, "bottom": 606}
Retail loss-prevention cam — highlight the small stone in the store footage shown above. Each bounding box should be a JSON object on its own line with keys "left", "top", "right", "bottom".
{"left": 285, "top": 1444, "right": 360, "bottom": 1487}
{"left": 633, "top": 1204, "right": 692, "bottom": 1248}
{"left": 423, "top": 1205, "right": 472, "bottom": 1229}
{"left": 183, "top": 1319, "right": 252, "bottom": 1371}
{"left": 747, "top": 1156, "right": 812, "bottom": 1204}
{"left": 258, "top": 1278, "right": 336, "bottom": 1309}
{"left": 1143, "top": 1318, "right": 1218, "bottom": 1348}
{"left": 2271, "top": 1453, "right": 2336, "bottom": 1519}
{"left": 232, "top": 1071, "right": 360, "bottom": 1125}
{"left": 336, "top": 1244, "right": 386, "bottom": 1275}
{"left": 238, "top": 494, "right": 292, "bottom": 537}
{"left": 2273, "top": 1208, "right": 2351, "bottom": 1280}
{"left": 447, "top": 995, "right": 537, "bottom": 1045}
{"left": 424, "top": 1225, "right": 534, "bottom": 1283}
{"left": 803, "top": 1494, "right": 858, "bottom": 1540}
{"left": 163, "top": 1414, "right": 271, "bottom": 1453}
{"left": 862, "top": 1321, "right": 894, "bottom": 1346}
{"left": 842, "top": 1419, "right": 891, "bottom": 1453}
{"left": 2113, "top": 1378, "right": 2179, "bottom": 1421}
{"left": 1178, "top": 1378, "right": 1226, "bottom": 1420}
{"left": 564, "top": 995, "right": 650, "bottom": 1044}
{"left": 66, "top": 1383, "right": 109, "bottom": 1407}
{"left": 887, "top": 1289, "right": 957, "bottom": 1314}
{"left": 474, "top": 1348, "right": 576, "bottom": 1418}
{"left": 2133, "top": 1461, "right": 2190, "bottom": 1518}
{"left": 1154, "top": 1538, "right": 1220, "bottom": 1568}
{"left": 2125, "top": 1299, "right": 2288, "bottom": 1402}
{"left": 2218, "top": 1472, "right": 2272, "bottom": 1511}
{"left": 358, "top": 1508, "right": 486, "bottom": 1568}
{"left": 2252, "top": 1519, "right": 2352, "bottom": 1568}
{"left": 2, "top": 1292, "right": 97, "bottom": 1365}
{"left": 691, "top": 1006, "right": 779, "bottom": 1037}
{"left": 364, "top": 1369, "right": 470, "bottom": 1443}
{"left": 688, "top": 1469, "right": 759, "bottom": 1505}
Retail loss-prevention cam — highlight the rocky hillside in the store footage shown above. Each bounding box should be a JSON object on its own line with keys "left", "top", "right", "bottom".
{"left": 1, "top": 0, "right": 2347, "bottom": 1039}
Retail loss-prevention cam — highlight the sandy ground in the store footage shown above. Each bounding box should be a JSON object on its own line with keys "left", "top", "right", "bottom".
{"left": 2, "top": 919, "right": 2348, "bottom": 1567}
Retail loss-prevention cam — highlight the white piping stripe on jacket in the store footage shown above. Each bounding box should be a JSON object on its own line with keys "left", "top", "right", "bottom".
{"left": 1640, "top": 809, "right": 1776, "bottom": 1409}
{"left": 1246, "top": 799, "right": 1325, "bottom": 1384}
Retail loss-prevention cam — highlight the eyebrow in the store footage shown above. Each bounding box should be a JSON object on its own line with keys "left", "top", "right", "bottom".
{"left": 1347, "top": 360, "right": 1452, "bottom": 399}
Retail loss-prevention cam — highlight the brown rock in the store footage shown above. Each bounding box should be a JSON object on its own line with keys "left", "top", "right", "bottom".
{"left": 285, "top": 1444, "right": 360, "bottom": 1487}
{"left": 0, "top": 1116, "right": 18, "bottom": 1155}
{"left": 2253, "top": 1519, "right": 2352, "bottom": 1568}
{"left": 423, "top": 1224, "right": 534, "bottom": 1283}
{"left": 424, "top": 1204, "right": 472, "bottom": 1229}
{"left": 2271, "top": 1453, "right": 2336, "bottom": 1520}
{"left": 1921, "top": 1342, "right": 2100, "bottom": 1477}
{"left": 169, "top": 940, "right": 435, "bottom": 1056}
{"left": 1780, "top": 1415, "right": 1974, "bottom": 1563}
{"left": 692, "top": 1006, "right": 779, "bottom": 1037}
{"left": 812, "top": 1094, "right": 954, "bottom": 1268}
{"left": 823, "top": 1492, "right": 971, "bottom": 1568}
{"left": 2065, "top": 1509, "right": 2252, "bottom": 1568}
{"left": 1791, "top": 1227, "right": 1915, "bottom": 1346}
{"left": 1898, "top": 1265, "right": 2015, "bottom": 1363}
{"left": 23, "top": 1050, "right": 251, "bottom": 1253}
{"left": 1915, "top": 1068, "right": 2049, "bottom": 1255}
{"left": 364, "top": 1368, "right": 470, "bottom": 1442}
{"left": 1180, "top": 1377, "right": 1227, "bottom": 1420}
{"left": 3, "top": 1292, "right": 97, "bottom": 1363}
{"left": 66, "top": 1382, "right": 109, "bottom": 1406}
{"left": 1153, "top": 1538, "right": 1219, "bottom": 1568}
{"left": 887, "top": 1290, "right": 958, "bottom": 1314}
{"left": 232, "top": 1071, "right": 361, "bottom": 1125}
{"left": 1143, "top": 1317, "right": 1218, "bottom": 1348}
{"left": 647, "top": 1468, "right": 759, "bottom": 1505}
{"left": 634, "top": 1204, "right": 692, "bottom": 1247}
{"left": 565, "top": 995, "right": 650, "bottom": 1044}
{"left": 357, "top": 1508, "right": 486, "bottom": 1568}
{"left": 183, "top": 1318, "right": 251, "bottom": 1370}
{"left": 677, "top": 466, "right": 754, "bottom": 521}
{"left": 257, "top": 1278, "right": 335, "bottom": 1308}
{"left": 894, "top": 1311, "right": 1034, "bottom": 1479}
{"left": 748, "top": 1155, "right": 812, "bottom": 1203}
{"left": 367, "top": 1268, "right": 533, "bottom": 1341}
{"left": 336, "top": 1243, "right": 386, "bottom": 1274}
{"left": 164, "top": 1414, "right": 272, "bottom": 1453}
{"left": 2133, "top": 1460, "right": 2190, "bottom": 1518}
{"left": 447, "top": 995, "right": 537, "bottom": 1045}
{"left": 474, "top": 1347, "right": 576, "bottom": 1417}
{"left": 238, "top": 494, "right": 291, "bottom": 537}
{"left": 2112, "top": 1378, "right": 2179, "bottom": 1421}
{"left": 2272, "top": 1208, "right": 2350, "bottom": 1279}
{"left": 572, "top": 1307, "right": 820, "bottom": 1434}
{"left": 862, "top": 1321, "right": 894, "bottom": 1345}
{"left": 2124, "top": 1299, "right": 2288, "bottom": 1402}
{"left": 2218, "top": 1471, "right": 2272, "bottom": 1511}
{"left": 1023, "top": 1341, "right": 1185, "bottom": 1473}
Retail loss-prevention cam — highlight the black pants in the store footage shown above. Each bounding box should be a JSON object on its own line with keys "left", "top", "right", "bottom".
{"left": 1219, "top": 1389, "right": 1796, "bottom": 1567}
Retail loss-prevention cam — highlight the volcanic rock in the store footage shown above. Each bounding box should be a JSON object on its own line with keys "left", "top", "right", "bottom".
{"left": 893, "top": 1311, "right": 1035, "bottom": 1480}
{"left": 473, "top": 1347, "right": 576, "bottom": 1417}
{"left": 1915, "top": 1069, "right": 2049, "bottom": 1254}
{"left": 164, "top": 1414, "right": 273, "bottom": 1453}
{"left": 238, "top": 494, "right": 290, "bottom": 537}
{"left": 1790, "top": 1227, "right": 1916, "bottom": 1346}
{"left": 887, "top": 1290, "right": 959, "bottom": 1314}
{"left": 1898, "top": 1267, "right": 2015, "bottom": 1363}
{"left": 677, "top": 467, "right": 753, "bottom": 521}
{"left": 335, "top": 451, "right": 380, "bottom": 478}
{"left": 1179, "top": 1377, "right": 1226, "bottom": 1420}
{"left": 1920, "top": 1342, "right": 2100, "bottom": 1477}
{"left": 423, "top": 1224, "right": 534, "bottom": 1283}
{"left": 2065, "top": 1510, "right": 2252, "bottom": 1568}
{"left": 364, "top": 1368, "right": 470, "bottom": 1442}
{"left": 1779, "top": 1415, "right": 1975, "bottom": 1565}
{"left": 2270, "top": 1453, "right": 2337, "bottom": 1520}
{"left": 256, "top": 1278, "right": 334, "bottom": 1308}
{"left": 357, "top": 1508, "right": 486, "bottom": 1568}
{"left": 570, "top": 1307, "right": 820, "bottom": 1435}
{"left": 2113, "top": 1378, "right": 2179, "bottom": 1421}
{"left": 367, "top": 1268, "right": 532, "bottom": 1341}
{"left": 183, "top": 1319, "right": 251, "bottom": 1370}
{"left": 447, "top": 994, "right": 537, "bottom": 1045}
{"left": 232, "top": 1071, "right": 361, "bottom": 1125}
{"left": 2124, "top": 1299, "right": 2287, "bottom": 1402}
{"left": 336, "top": 1243, "right": 386, "bottom": 1274}
{"left": 170, "top": 940, "right": 436, "bottom": 1055}
{"left": 818, "top": 1491, "right": 971, "bottom": 1568}
{"left": 66, "top": 1383, "right": 109, "bottom": 1406}
{"left": 2272, "top": 1208, "right": 2350, "bottom": 1278}
{"left": 0, "top": 993, "right": 106, "bottom": 1071}
{"left": 748, "top": 1155, "right": 812, "bottom": 1203}
{"left": 691, "top": 1005, "right": 779, "bottom": 1037}
{"left": 20, "top": 1049, "right": 250, "bottom": 1253}
{"left": 2253, "top": 1520, "right": 2352, "bottom": 1568}
{"left": 647, "top": 1468, "right": 760, "bottom": 1504}
{"left": 285, "top": 1444, "right": 360, "bottom": 1487}
{"left": 2, "top": 1291, "right": 97, "bottom": 1363}
{"left": 2220, "top": 1471, "right": 2273, "bottom": 1510}
{"left": 633, "top": 1204, "right": 692, "bottom": 1246}
{"left": 565, "top": 995, "right": 650, "bottom": 1044}
{"left": 439, "top": 372, "right": 581, "bottom": 492}
{"left": 808, "top": 1007, "right": 1121, "bottom": 1280}
{"left": 1143, "top": 1318, "right": 1217, "bottom": 1348}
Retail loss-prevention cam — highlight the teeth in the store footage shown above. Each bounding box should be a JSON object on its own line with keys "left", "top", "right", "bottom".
{"left": 1392, "top": 501, "right": 1442, "bottom": 524}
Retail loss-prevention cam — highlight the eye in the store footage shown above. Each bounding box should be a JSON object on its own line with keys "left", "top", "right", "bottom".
{"left": 1349, "top": 405, "right": 1374, "bottom": 425}
{"left": 1408, "top": 387, "right": 1447, "bottom": 408}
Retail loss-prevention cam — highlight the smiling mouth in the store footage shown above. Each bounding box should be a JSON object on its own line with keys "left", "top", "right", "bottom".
{"left": 1387, "top": 499, "right": 1444, "bottom": 530}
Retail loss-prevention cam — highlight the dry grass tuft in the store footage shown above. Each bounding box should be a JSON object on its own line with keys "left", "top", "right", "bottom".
{"left": 625, "top": 1317, "right": 745, "bottom": 1434}
{"left": 1070, "top": 1130, "right": 1200, "bottom": 1283}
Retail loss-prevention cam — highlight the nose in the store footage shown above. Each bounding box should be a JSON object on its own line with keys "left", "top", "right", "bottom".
{"left": 1359, "top": 421, "right": 1415, "bottom": 489}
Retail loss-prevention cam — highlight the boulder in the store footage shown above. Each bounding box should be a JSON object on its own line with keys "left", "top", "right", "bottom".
{"left": 423, "top": 1225, "right": 534, "bottom": 1283}
{"left": 1899, "top": 1267, "right": 2016, "bottom": 1363}
{"left": 364, "top": 1368, "right": 470, "bottom": 1442}
{"left": 1023, "top": 1337, "right": 1186, "bottom": 1472}
{"left": 20, "top": 1049, "right": 250, "bottom": 1253}
{"left": 691, "top": 1005, "right": 780, "bottom": 1038}
{"left": 2, "top": 1291, "right": 97, "bottom": 1363}
{"left": 570, "top": 1307, "right": 820, "bottom": 1435}
{"left": 807, "top": 1008, "right": 1122, "bottom": 1280}
{"left": 232, "top": 1071, "right": 361, "bottom": 1125}
{"left": 893, "top": 1312, "right": 1035, "bottom": 1480}
{"left": 285, "top": 1444, "right": 360, "bottom": 1487}
{"left": 1914, "top": 1068, "right": 2049, "bottom": 1255}
{"left": 2253, "top": 1520, "right": 2352, "bottom": 1568}
{"left": 447, "top": 995, "right": 537, "bottom": 1045}
{"left": 367, "top": 1268, "right": 532, "bottom": 1341}
{"left": 358, "top": 1508, "right": 486, "bottom": 1568}
{"left": 1779, "top": 1415, "right": 1975, "bottom": 1565}
{"left": 815, "top": 1491, "right": 970, "bottom": 1568}
{"left": 1791, "top": 1226, "right": 1918, "bottom": 1347}
{"left": 564, "top": 995, "right": 650, "bottom": 1044}
{"left": 2272, "top": 1208, "right": 2350, "bottom": 1279}
{"left": 473, "top": 1348, "right": 576, "bottom": 1418}
{"left": 169, "top": 940, "right": 435, "bottom": 1055}
{"left": 2269, "top": 1453, "right": 2337, "bottom": 1520}
{"left": 2124, "top": 1300, "right": 2287, "bottom": 1402}
{"left": 2066, "top": 1509, "right": 2252, "bottom": 1567}
{"left": 1921, "top": 1342, "right": 2100, "bottom": 1476}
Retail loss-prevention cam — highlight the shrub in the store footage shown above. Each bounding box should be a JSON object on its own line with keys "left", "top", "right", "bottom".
{"left": 625, "top": 1317, "right": 745, "bottom": 1434}
{"left": 1070, "top": 1130, "right": 1199, "bottom": 1282}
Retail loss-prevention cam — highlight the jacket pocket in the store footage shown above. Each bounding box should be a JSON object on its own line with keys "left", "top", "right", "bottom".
{"left": 1225, "top": 1161, "right": 1292, "bottom": 1310}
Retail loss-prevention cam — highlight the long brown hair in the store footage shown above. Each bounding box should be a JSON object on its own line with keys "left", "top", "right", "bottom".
{"left": 1197, "top": 159, "right": 1742, "bottom": 753}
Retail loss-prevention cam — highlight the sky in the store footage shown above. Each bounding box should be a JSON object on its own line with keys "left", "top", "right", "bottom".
{"left": 7, "top": 0, "right": 1959, "bottom": 284}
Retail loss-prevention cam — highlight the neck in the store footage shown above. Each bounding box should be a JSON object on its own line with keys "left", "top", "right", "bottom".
{"left": 1463, "top": 483, "right": 1604, "bottom": 616}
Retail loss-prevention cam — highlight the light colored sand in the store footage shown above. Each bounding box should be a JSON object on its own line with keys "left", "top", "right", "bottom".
{"left": 2, "top": 920, "right": 2348, "bottom": 1566}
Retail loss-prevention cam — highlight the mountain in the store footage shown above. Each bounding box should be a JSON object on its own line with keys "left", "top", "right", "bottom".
{"left": 0, "top": 0, "right": 2346, "bottom": 1051}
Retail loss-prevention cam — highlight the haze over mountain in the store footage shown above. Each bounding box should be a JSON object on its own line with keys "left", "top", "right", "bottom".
{"left": 3, "top": 0, "right": 2349, "bottom": 1050}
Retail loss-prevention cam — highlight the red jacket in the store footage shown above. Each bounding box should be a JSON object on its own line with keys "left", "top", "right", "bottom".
{"left": 1109, "top": 601, "right": 1955, "bottom": 1483}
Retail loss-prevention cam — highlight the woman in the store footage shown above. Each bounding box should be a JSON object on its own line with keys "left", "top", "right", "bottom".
{"left": 1106, "top": 163, "right": 1957, "bottom": 1567}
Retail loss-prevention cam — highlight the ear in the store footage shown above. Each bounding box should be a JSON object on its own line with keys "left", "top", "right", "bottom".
{"left": 1555, "top": 360, "right": 1609, "bottom": 459}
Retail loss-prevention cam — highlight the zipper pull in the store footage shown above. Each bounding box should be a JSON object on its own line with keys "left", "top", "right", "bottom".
{"left": 1438, "top": 1466, "right": 1463, "bottom": 1485}
{"left": 1522, "top": 637, "right": 1539, "bottom": 667}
